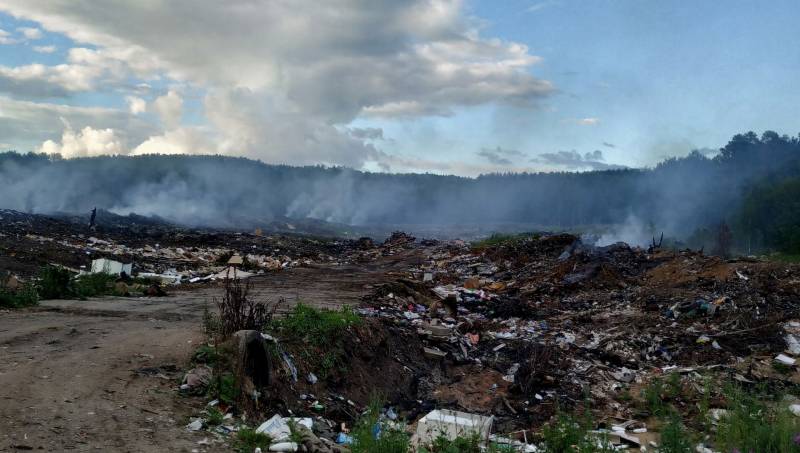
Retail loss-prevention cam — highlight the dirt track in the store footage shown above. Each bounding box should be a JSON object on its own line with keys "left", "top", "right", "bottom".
{"left": 0, "top": 260, "right": 406, "bottom": 452}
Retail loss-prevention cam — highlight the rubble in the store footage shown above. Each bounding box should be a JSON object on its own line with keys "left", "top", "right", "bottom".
{"left": 228, "top": 231, "right": 800, "bottom": 451}
{"left": 0, "top": 208, "right": 378, "bottom": 286}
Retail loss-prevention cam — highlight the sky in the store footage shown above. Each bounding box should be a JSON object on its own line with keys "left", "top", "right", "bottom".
{"left": 0, "top": 0, "right": 798, "bottom": 176}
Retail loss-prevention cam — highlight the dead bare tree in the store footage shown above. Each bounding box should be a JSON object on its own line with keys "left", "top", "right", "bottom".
{"left": 214, "top": 276, "right": 281, "bottom": 339}
{"left": 712, "top": 221, "right": 733, "bottom": 258}
{"left": 649, "top": 232, "right": 664, "bottom": 252}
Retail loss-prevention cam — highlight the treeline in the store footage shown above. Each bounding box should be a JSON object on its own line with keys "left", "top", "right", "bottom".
{"left": 2, "top": 130, "right": 800, "bottom": 253}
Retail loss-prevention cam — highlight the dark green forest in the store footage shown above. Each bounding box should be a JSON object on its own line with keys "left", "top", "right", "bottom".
{"left": 2, "top": 130, "right": 800, "bottom": 254}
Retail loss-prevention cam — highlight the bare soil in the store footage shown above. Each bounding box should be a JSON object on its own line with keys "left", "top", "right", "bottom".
{"left": 0, "top": 257, "right": 412, "bottom": 452}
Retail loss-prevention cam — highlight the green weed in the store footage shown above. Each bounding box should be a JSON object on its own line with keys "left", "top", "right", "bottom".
{"left": 234, "top": 428, "right": 272, "bottom": 453}
{"left": 350, "top": 400, "right": 410, "bottom": 453}
{"left": 715, "top": 385, "right": 800, "bottom": 453}
{"left": 207, "top": 372, "right": 237, "bottom": 405}
{"left": 271, "top": 303, "right": 360, "bottom": 378}
{"left": 642, "top": 376, "right": 668, "bottom": 416}
{"left": 658, "top": 414, "right": 693, "bottom": 453}
{"left": 666, "top": 373, "right": 682, "bottom": 399}
{"left": 540, "top": 409, "right": 615, "bottom": 453}
{"left": 205, "top": 406, "right": 225, "bottom": 426}
{"left": 192, "top": 344, "right": 220, "bottom": 366}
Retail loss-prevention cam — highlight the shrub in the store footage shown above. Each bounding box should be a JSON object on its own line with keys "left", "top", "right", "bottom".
{"left": 37, "top": 265, "right": 74, "bottom": 299}
{"left": 0, "top": 283, "right": 38, "bottom": 308}
{"left": 73, "top": 272, "right": 117, "bottom": 298}
{"left": 215, "top": 277, "right": 280, "bottom": 338}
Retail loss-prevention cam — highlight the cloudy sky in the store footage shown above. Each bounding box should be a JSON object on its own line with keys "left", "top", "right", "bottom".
{"left": 0, "top": 0, "right": 798, "bottom": 175}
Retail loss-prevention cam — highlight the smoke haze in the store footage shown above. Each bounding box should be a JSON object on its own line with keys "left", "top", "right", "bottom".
{"left": 2, "top": 131, "right": 800, "bottom": 243}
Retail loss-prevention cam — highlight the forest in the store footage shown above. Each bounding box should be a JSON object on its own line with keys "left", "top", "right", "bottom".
{"left": 1, "top": 130, "right": 799, "bottom": 255}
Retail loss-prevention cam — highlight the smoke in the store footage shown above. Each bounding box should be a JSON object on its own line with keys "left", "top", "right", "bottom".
{"left": 1, "top": 131, "right": 799, "bottom": 242}
{"left": 594, "top": 214, "right": 653, "bottom": 247}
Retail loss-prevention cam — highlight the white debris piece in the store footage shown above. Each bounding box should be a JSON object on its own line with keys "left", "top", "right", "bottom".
{"left": 90, "top": 258, "right": 132, "bottom": 276}
{"left": 186, "top": 419, "right": 203, "bottom": 431}
{"left": 416, "top": 409, "right": 493, "bottom": 445}
{"left": 775, "top": 353, "right": 796, "bottom": 365}
{"left": 256, "top": 414, "right": 291, "bottom": 441}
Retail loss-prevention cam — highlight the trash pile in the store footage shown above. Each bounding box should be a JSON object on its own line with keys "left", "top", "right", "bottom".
{"left": 179, "top": 232, "right": 800, "bottom": 451}
{"left": 0, "top": 209, "right": 371, "bottom": 283}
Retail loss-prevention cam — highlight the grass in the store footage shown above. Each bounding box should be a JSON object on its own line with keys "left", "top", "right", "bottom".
{"left": 206, "top": 372, "right": 237, "bottom": 405}
{"left": 658, "top": 414, "right": 693, "bottom": 453}
{"left": 767, "top": 252, "right": 800, "bottom": 263}
{"left": 642, "top": 376, "right": 669, "bottom": 417}
{"left": 695, "top": 375, "right": 712, "bottom": 432}
{"left": 192, "top": 344, "right": 220, "bottom": 366}
{"left": 714, "top": 384, "right": 800, "bottom": 453}
{"left": 472, "top": 232, "right": 540, "bottom": 249}
{"left": 632, "top": 375, "right": 800, "bottom": 452}
{"left": 418, "top": 433, "right": 516, "bottom": 453}
{"left": 205, "top": 406, "right": 225, "bottom": 426}
{"left": 270, "top": 303, "right": 361, "bottom": 378}
{"left": 234, "top": 428, "right": 272, "bottom": 453}
{"left": 350, "top": 400, "right": 410, "bottom": 453}
{"left": 539, "top": 409, "right": 615, "bottom": 453}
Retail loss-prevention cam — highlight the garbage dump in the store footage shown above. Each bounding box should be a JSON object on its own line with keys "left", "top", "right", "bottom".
{"left": 172, "top": 230, "right": 800, "bottom": 452}
{"left": 4, "top": 210, "right": 800, "bottom": 451}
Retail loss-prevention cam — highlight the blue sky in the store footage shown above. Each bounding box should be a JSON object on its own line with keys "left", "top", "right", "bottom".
{"left": 0, "top": 1, "right": 798, "bottom": 174}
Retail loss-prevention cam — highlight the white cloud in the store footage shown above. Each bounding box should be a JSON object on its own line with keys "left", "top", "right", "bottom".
{"left": 527, "top": 1, "right": 557, "bottom": 13}
{"left": 17, "top": 26, "right": 42, "bottom": 40}
{"left": 38, "top": 124, "right": 126, "bottom": 157}
{"left": 132, "top": 127, "right": 212, "bottom": 155}
{"left": 125, "top": 96, "right": 146, "bottom": 115}
{"left": 577, "top": 117, "right": 600, "bottom": 126}
{"left": 0, "top": 0, "right": 555, "bottom": 170}
{"left": 0, "top": 46, "right": 136, "bottom": 97}
{"left": 0, "top": 95, "right": 155, "bottom": 151}
{"left": 0, "top": 28, "right": 15, "bottom": 44}
{"left": 152, "top": 90, "right": 182, "bottom": 129}
{"left": 0, "top": 62, "right": 103, "bottom": 97}
{"left": 32, "top": 44, "right": 56, "bottom": 53}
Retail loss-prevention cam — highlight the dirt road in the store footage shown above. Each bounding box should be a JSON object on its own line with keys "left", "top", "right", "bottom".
{"left": 0, "top": 259, "right": 408, "bottom": 452}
